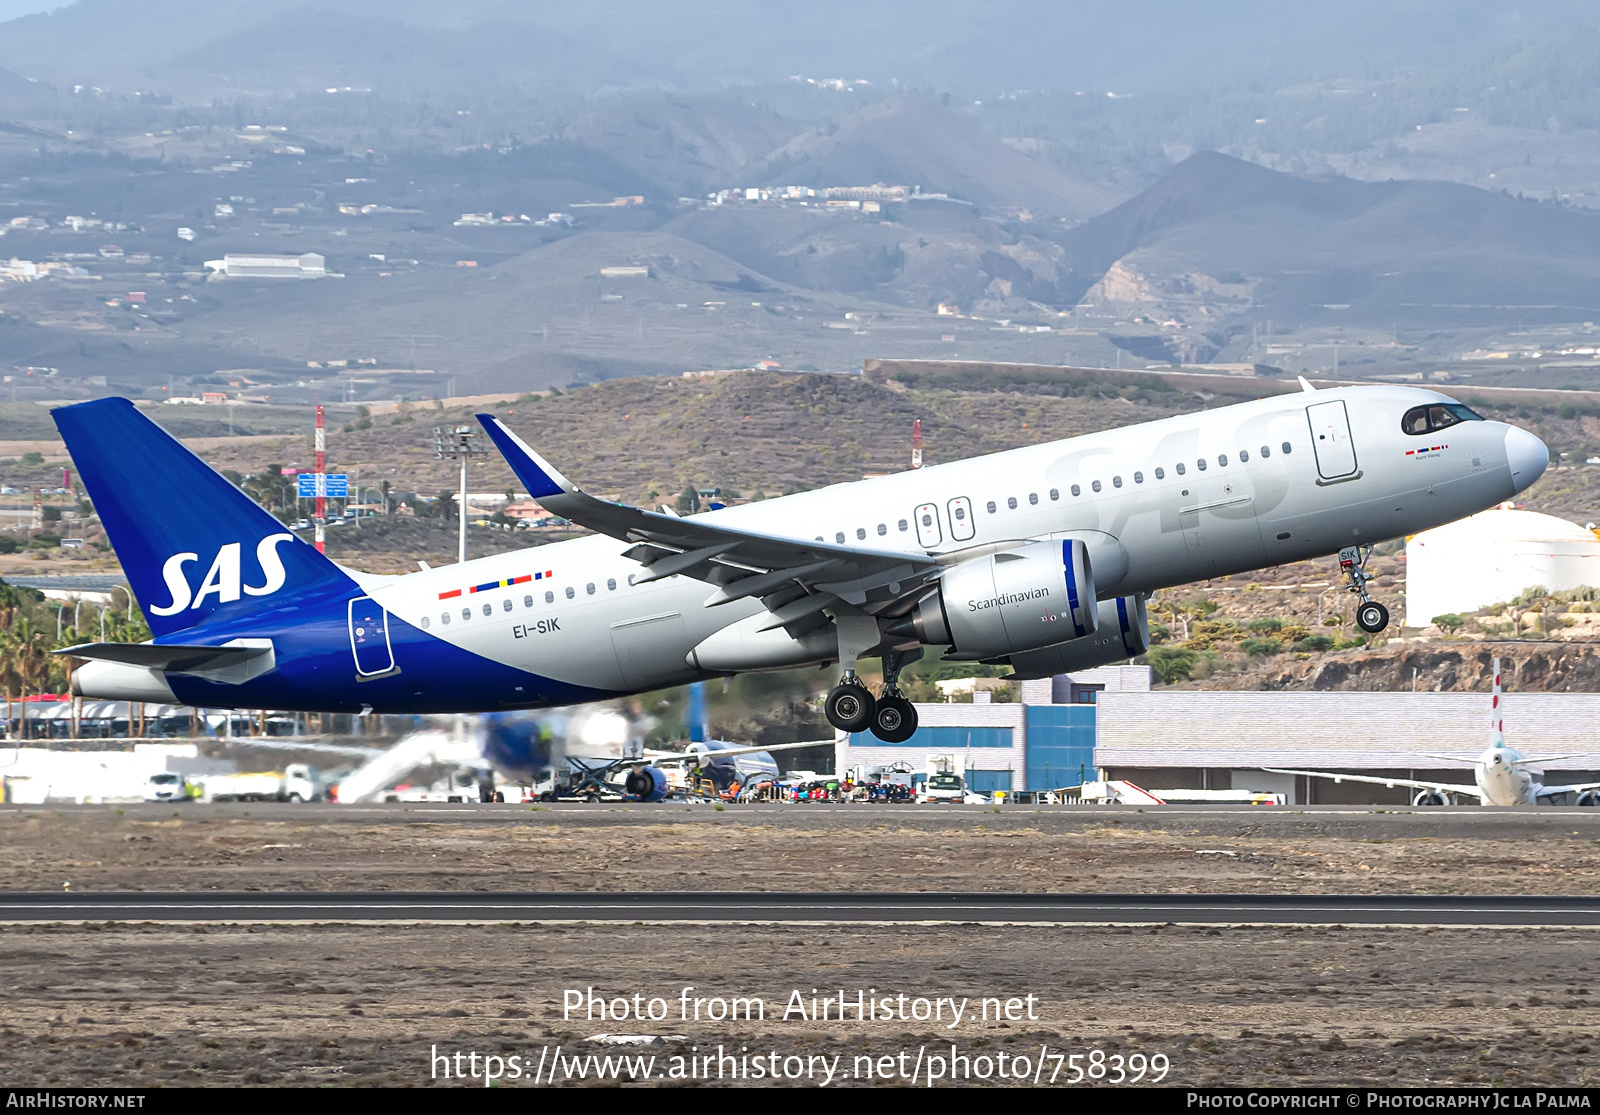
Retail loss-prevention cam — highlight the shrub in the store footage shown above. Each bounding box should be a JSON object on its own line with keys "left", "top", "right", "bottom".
{"left": 1245, "top": 617, "right": 1282, "bottom": 634}
{"left": 1145, "top": 646, "right": 1199, "bottom": 683}
{"left": 1431, "top": 613, "right": 1465, "bottom": 632}
{"left": 1240, "top": 637, "right": 1281, "bottom": 657}
{"left": 1295, "top": 634, "right": 1335, "bottom": 652}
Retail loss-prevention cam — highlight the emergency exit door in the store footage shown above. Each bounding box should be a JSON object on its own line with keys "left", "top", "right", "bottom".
{"left": 348, "top": 596, "right": 395, "bottom": 677}
{"left": 1305, "top": 400, "right": 1359, "bottom": 480}
{"left": 913, "top": 502, "right": 942, "bottom": 547}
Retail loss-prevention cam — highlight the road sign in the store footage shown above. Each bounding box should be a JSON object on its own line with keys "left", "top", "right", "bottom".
{"left": 297, "top": 473, "right": 348, "bottom": 499}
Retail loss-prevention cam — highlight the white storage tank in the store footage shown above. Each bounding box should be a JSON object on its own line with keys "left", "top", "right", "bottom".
{"left": 1405, "top": 504, "right": 1600, "bottom": 626}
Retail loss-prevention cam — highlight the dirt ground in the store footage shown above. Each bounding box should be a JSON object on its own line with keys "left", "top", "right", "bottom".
{"left": 5, "top": 802, "right": 1599, "bottom": 895}
{"left": 4, "top": 920, "right": 1598, "bottom": 1088}
{"left": 5, "top": 804, "right": 1600, "bottom": 1088}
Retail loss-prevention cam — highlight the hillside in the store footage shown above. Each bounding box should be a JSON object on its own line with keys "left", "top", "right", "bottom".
{"left": 1055, "top": 151, "right": 1600, "bottom": 329}
{"left": 761, "top": 96, "right": 1119, "bottom": 220}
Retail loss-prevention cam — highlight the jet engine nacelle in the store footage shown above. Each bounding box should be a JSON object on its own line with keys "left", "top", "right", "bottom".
{"left": 904, "top": 538, "right": 1097, "bottom": 660}
{"left": 624, "top": 765, "right": 671, "bottom": 802}
{"left": 1004, "top": 596, "right": 1150, "bottom": 680}
{"left": 1412, "top": 790, "right": 1449, "bottom": 806}
{"left": 1578, "top": 791, "right": 1600, "bottom": 808}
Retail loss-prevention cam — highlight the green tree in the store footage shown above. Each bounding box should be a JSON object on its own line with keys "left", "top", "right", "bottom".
{"left": 1144, "top": 646, "right": 1199, "bottom": 684}
{"left": 1431, "top": 613, "right": 1465, "bottom": 633}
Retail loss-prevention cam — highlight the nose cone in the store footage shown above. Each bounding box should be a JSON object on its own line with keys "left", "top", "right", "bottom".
{"left": 1505, "top": 425, "right": 1549, "bottom": 492}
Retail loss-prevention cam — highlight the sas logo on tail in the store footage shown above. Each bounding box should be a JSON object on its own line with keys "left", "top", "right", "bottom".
{"left": 150, "top": 533, "right": 295, "bottom": 616}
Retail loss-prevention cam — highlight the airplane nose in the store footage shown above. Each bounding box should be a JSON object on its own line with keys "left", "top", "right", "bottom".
{"left": 1504, "top": 425, "right": 1549, "bottom": 492}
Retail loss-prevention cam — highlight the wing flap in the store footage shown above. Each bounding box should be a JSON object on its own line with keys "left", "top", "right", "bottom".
{"left": 56, "top": 641, "right": 272, "bottom": 673}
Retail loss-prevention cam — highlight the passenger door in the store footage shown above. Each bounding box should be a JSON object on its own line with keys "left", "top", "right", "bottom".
{"left": 947, "top": 496, "right": 975, "bottom": 542}
{"left": 913, "top": 502, "right": 942, "bottom": 547}
{"left": 348, "top": 597, "right": 395, "bottom": 677}
{"left": 1306, "top": 400, "right": 1359, "bottom": 480}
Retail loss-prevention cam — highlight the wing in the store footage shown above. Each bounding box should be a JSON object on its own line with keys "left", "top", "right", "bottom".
{"left": 1512, "top": 754, "right": 1593, "bottom": 766}
{"left": 1261, "top": 767, "right": 1487, "bottom": 803}
{"left": 1535, "top": 781, "right": 1600, "bottom": 798}
{"left": 633, "top": 740, "right": 833, "bottom": 768}
{"left": 476, "top": 414, "right": 948, "bottom": 643}
{"left": 1419, "top": 753, "right": 1482, "bottom": 765}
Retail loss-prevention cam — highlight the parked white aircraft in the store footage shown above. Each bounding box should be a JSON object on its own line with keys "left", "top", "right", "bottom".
{"left": 58, "top": 383, "right": 1548, "bottom": 744}
{"left": 1267, "top": 658, "right": 1600, "bottom": 806}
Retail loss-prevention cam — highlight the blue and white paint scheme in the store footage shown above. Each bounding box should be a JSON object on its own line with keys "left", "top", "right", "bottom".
{"left": 56, "top": 384, "right": 1547, "bottom": 740}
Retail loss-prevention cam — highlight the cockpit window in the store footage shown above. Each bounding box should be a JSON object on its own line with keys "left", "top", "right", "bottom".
{"left": 1402, "top": 403, "right": 1484, "bottom": 435}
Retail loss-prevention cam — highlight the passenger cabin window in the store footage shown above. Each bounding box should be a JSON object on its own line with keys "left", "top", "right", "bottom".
{"left": 898, "top": 519, "right": 908, "bottom": 532}
{"left": 462, "top": 608, "right": 472, "bottom": 620}
{"left": 1112, "top": 476, "right": 1123, "bottom": 488}
{"left": 1007, "top": 496, "right": 1018, "bottom": 510}
{"left": 421, "top": 616, "right": 430, "bottom": 629}
{"left": 1218, "top": 454, "right": 1228, "bottom": 467}
{"left": 441, "top": 612, "right": 451, "bottom": 624}
{"left": 1260, "top": 445, "right": 1271, "bottom": 458}
{"left": 878, "top": 523, "right": 888, "bottom": 535}
{"left": 1282, "top": 441, "right": 1293, "bottom": 454}
{"left": 587, "top": 583, "right": 595, "bottom": 595}
{"left": 1049, "top": 488, "right": 1059, "bottom": 500}
{"left": 986, "top": 501, "right": 997, "bottom": 514}
{"left": 607, "top": 578, "right": 617, "bottom": 590}
{"left": 483, "top": 603, "right": 493, "bottom": 616}
{"left": 1402, "top": 403, "right": 1485, "bottom": 435}
{"left": 1239, "top": 450, "right": 1249, "bottom": 463}
{"left": 525, "top": 595, "right": 534, "bottom": 607}
{"left": 1028, "top": 492, "right": 1038, "bottom": 505}
{"left": 502, "top": 599, "right": 512, "bottom": 612}
{"left": 1091, "top": 480, "right": 1102, "bottom": 493}
{"left": 1196, "top": 458, "right": 1207, "bottom": 471}
{"left": 836, "top": 531, "right": 846, "bottom": 544}
{"left": 545, "top": 591, "right": 555, "bottom": 603}
{"left": 1070, "top": 484, "right": 1081, "bottom": 497}
{"left": 1134, "top": 472, "right": 1144, "bottom": 483}
{"left": 1175, "top": 463, "right": 1186, "bottom": 475}
{"left": 565, "top": 586, "right": 575, "bottom": 599}
{"left": 856, "top": 527, "right": 866, "bottom": 540}
{"left": 1154, "top": 467, "right": 1165, "bottom": 479}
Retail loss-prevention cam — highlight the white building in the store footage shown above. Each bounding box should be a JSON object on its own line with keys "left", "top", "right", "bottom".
{"left": 205, "top": 252, "right": 326, "bottom": 279}
{"left": 836, "top": 665, "right": 1151, "bottom": 794}
{"left": 1405, "top": 506, "right": 1600, "bottom": 626}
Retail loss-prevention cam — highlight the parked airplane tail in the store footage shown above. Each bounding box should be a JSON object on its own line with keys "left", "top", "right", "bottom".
{"left": 52, "top": 397, "right": 356, "bottom": 638}
{"left": 1489, "top": 655, "right": 1505, "bottom": 749}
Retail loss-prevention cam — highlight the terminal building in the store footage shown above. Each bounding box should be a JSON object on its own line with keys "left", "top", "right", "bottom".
{"left": 835, "top": 668, "right": 1600, "bottom": 803}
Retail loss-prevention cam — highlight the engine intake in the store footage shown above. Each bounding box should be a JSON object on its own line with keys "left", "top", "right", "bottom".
{"left": 903, "top": 539, "right": 1097, "bottom": 660}
{"left": 1005, "top": 595, "right": 1150, "bottom": 680}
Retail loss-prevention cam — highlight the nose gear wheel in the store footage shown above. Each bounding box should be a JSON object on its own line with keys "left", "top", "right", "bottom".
{"left": 1339, "top": 545, "right": 1390, "bottom": 633}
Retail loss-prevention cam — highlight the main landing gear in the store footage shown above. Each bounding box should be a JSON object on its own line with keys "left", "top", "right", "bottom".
{"left": 1340, "top": 545, "right": 1390, "bottom": 634}
{"left": 824, "top": 649, "right": 921, "bottom": 743}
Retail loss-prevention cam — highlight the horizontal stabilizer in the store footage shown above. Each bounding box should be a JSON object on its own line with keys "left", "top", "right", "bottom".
{"left": 57, "top": 641, "right": 271, "bottom": 673}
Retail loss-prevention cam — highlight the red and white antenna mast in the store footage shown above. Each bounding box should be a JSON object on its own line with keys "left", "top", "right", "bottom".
{"left": 314, "top": 403, "right": 326, "bottom": 554}
{"left": 911, "top": 418, "right": 923, "bottom": 470}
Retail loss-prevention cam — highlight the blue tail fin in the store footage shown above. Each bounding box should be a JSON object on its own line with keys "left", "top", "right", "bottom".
{"left": 53, "top": 398, "right": 355, "bottom": 638}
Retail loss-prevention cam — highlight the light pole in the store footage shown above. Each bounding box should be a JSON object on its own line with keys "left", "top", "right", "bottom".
{"left": 433, "top": 425, "right": 487, "bottom": 565}
{"left": 110, "top": 584, "right": 133, "bottom": 621}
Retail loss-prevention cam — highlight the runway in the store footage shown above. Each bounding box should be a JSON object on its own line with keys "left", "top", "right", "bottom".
{"left": 7, "top": 891, "right": 1600, "bottom": 926}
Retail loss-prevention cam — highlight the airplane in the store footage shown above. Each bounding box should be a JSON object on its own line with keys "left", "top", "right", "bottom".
{"left": 333, "top": 707, "right": 824, "bottom": 803}
{"left": 54, "top": 383, "right": 1547, "bottom": 743}
{"left": 1265, "top": 658, "right": 1600, "bottom": 806}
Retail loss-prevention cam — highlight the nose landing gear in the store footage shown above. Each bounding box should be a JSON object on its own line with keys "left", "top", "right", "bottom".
{"left": 1340, "top": 546, "right": 1391, "bottom": 633}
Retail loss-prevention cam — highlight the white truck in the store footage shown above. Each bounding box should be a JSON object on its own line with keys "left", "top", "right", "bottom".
{"left": 197, "top": 763, "right": 322, "bottom": 803}
{"left": 917, "top": 755, "right": 989, "bottom": 804}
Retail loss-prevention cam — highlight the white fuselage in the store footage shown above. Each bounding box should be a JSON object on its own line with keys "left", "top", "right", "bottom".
{"left": 346, "top": 384, "right": 1531, "bottom": 696}
{"left": 1475, "top": 745, "right": 1539, "bottom": 806}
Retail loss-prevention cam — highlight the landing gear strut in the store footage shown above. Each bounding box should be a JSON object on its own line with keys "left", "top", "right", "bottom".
{"left": 1340, "top": 545, "right": 1390, "bottom": 633}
